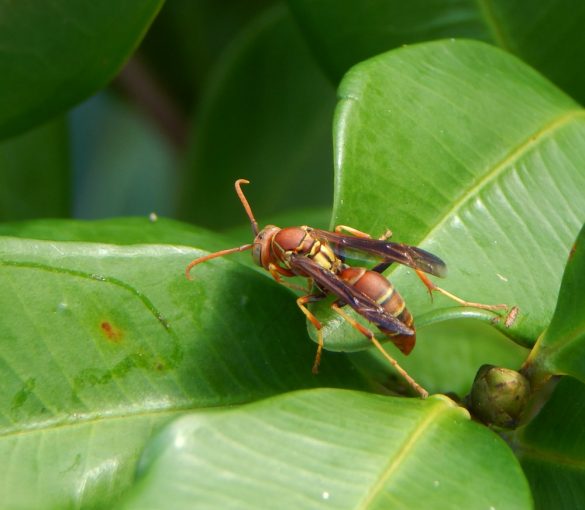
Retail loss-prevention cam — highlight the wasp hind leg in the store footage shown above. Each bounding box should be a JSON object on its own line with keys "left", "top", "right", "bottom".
{"left": 414, "top": 270, "right": 518, "bottom": 326}
{"left": 330, "top": 303, "right": 428, "bottom": 398}
{"left": 296, "top": 294, "right": 327, "bottom": 374}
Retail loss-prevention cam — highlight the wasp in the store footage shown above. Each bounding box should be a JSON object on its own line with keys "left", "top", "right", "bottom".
{"left": 186, "top": 179, "right": 514, "bottom": 398}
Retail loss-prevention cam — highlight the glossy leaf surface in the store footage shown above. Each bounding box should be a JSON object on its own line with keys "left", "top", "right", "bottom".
{"left": 313, "top": 40, "right": 585, "bottom": 357}
{"left": 0, "top": 228, "right": 365, "bottom": 509}
{"left": 118, "top": 389, "right": 532, "bottom": 509}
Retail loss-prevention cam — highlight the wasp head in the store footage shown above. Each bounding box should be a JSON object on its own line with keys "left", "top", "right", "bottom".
{"left": 252, "top": 225, "right": 280, "bottom": 269}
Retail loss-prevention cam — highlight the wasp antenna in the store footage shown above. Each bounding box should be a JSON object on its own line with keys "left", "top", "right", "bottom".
{"left": 235, "top": 179, "right": 259, "bottom": 235}
{"left": 185, "top": 244, "right": 254, "bottom": 280}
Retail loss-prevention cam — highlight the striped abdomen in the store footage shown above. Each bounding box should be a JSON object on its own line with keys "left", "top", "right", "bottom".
{"left": 339, "top": 266, "right": 415, "bottom": 355}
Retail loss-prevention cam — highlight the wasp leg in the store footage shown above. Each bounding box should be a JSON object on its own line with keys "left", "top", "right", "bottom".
{"left": 415, "top": 269, "right": 510, "bottom": 313}
{"left": 296, "top": 294, "right": 327, "bottom": 374}
{"left": 330, "top": 303, "right": 428, "bottom": 398}
{"left": 268, "top": 263, "right": 312, "bottom": 293}
{"left": 378, "top": 229, "right": 393, "bottom": 241}
{"left": 334, "top": 225, "right": 393, "bottom": 241}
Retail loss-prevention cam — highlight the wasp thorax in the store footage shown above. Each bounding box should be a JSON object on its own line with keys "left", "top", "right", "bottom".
{"left": 252, "top": 225, "right": 280, "bottom": 269}
{"left": 273, "top": 227, "right": 312, "bottom": 254}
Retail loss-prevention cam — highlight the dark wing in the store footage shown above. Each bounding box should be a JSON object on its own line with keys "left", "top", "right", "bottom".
{"left": 289, "top": 255, "right": 413, "bottom": 336}
{"left": 311, "top": 228, "right": 447, "bottom": 277}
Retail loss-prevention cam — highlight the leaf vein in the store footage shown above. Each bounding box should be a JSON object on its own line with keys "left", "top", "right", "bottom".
{"left": 418, "top": 109, "right": 585, "bottom": 250}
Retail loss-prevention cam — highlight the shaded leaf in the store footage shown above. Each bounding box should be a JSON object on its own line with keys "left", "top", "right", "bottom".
{"left": 351, "top": 319, "right": 528, "bottom": 398}
{"left": 0, "top": 0, "right": 163, "bottom": 139}
{"left": 0, "top": 118, "right": 70, "bottom": 220}
{"left": 140, "top": 0, "right": 275, "bottom": 113}
{"left": 179, "top": 3, "right": 335, "bottom": 229}
{"left": 117, "top": 389, "right": 532, "bottom": 510}
{"left": 288, "top": 0, "right": 585, "bottom": 103}
{"left": 514, "top": 377, "right": 585, "bottom": 510}
{"left": 0, "top": 229, "right": 365, "bottom": 509}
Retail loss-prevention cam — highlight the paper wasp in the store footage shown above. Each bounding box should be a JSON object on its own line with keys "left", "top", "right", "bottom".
{"left": 186, "top": 179, "right": 514, "bottom": 398}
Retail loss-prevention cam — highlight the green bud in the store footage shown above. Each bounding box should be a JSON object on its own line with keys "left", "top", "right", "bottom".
{"left": 469, "top": 365, "right": 531, "bottom": 428}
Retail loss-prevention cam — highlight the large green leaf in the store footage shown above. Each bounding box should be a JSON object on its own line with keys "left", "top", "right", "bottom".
{"left": 0, "top": 118, "right": 70, "bottom": 220}
{"left": 312, "top": 40, "right": 585, "bottom": 364}
{"left": 0, "top": 228, "right": 365, "bottom": 509}
{"left": 288, "top": 0, "right": 585, "bottom": 103}
{"left": 117, "top": 389, "right": 532, "bottom": 509}
{"left": 524, "top": 223, "right": 585, "bottom": 384}
{"left": 179, "top": 3, "right": 335, "bottom": 229}
{"left": 514, "top": 377, "right": 585, "bottom": 510}
{"left": 0, "top": 0, "right": 163, "bottom": 139}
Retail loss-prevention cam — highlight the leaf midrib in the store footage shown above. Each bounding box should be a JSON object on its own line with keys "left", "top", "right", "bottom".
{"left": 0, "top": 399, "right": 231, "bottom": 439}
{"left": 355, "top": 399, "right": 455, "bottom": 508}
{"left": 413, "top": 108, "right": 585, "bottom": 252}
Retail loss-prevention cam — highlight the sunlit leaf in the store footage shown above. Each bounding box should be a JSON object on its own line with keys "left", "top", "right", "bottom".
{"left": 117, "top": 390, "right": 532, "bottom": 509}
{"left": 311, "top": 40, "right": 585, "bottom": 362}
{"left": 0, "top": 227, "right": 365, "bottom": 509}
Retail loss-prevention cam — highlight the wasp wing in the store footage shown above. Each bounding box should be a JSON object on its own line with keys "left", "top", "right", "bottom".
{"left": 289, "top": 255, "right": 413, "bottom": 336}
{"left": 311, "top": 228, "right": 447, "bottom": 278}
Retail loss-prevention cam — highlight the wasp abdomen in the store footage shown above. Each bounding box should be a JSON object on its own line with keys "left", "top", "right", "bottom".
{"left": 339, "top": 266, "right": 415, "bottom": 354}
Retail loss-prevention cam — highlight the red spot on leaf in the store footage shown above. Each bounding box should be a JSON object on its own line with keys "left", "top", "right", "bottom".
{"left": 100, "top": 321, "right": 123, "bottom": 342}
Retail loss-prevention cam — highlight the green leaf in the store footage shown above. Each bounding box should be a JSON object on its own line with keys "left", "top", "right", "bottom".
{"left": 0, "top": 0, "right": 163, "bottom": 139}
{"left": 514, "top": 377, "right": 585, "bottom": 510}
{"left": 0, "top": 217, "right": 232, "bottom": 247}
{"left": 117, "top": 389, "right": 532, "bottom": 509}
{"left": 0, "top": 118, "right": 70, "bottom": 220}
{"left": 315, "top": 40, "right": 585, "bottom": 360}
{"left": 288, "top": 0, "right": 585, "bottom": 103}
{"left": 179, "top": 3, "right": 335, "bottom": 229}
{"left": 351, "top": 319, "right": 528, "bottom": 398}
{"left": 0, "top": 227, "right": 365, "bottom": 509}
{"left": 524, "top": 223, "right": 585, "bottom": 384}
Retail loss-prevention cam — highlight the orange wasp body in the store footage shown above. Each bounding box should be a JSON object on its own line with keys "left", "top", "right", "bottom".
{"left": 186, "top": 179, "right": 513, "bottom": 398}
